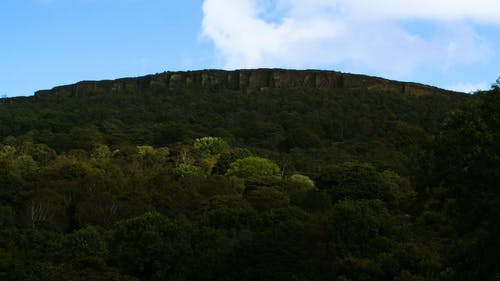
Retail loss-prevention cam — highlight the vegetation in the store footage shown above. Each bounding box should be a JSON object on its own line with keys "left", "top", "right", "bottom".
{"left": 0, "top": 71, "right": 498, "bottom": 280}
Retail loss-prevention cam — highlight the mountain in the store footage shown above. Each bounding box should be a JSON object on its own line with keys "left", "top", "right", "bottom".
{"left": 34, "top": 69, "right": 458, "bottom": 97}
{"left": 1, "top": 69, "right": 498, "bottom": 281}
{"left": 2, "top": 69, "right": 468, "bottom": 176}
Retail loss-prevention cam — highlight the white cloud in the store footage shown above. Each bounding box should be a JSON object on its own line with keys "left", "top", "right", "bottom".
{"left": 332, "top": 0, "right": 500, "bottom": 23}
{"left": 448, "top": 82, "right": 491, "bottom": 93}
{"left": 202, "top": 0, "right": 498, "bottom": 79}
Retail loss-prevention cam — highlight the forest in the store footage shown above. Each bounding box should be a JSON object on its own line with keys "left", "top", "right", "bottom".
{"left": 0, "top": 70, "right": 498, "bottom": 281}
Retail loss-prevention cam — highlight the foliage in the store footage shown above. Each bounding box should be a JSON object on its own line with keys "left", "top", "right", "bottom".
{"left": 423, "top": 88, "right": 500, "bottom": 280}
{"left": 288, "top": 174, "right": 315, "bottom": 189}
{"left": 317, "top": 162, "right": 394, "bottom": 203}
{"left": 0, "top": 72, "right": 496, "bottom": 280}
{"left": 175, "top": 163, "right": 204, "bottom": 178}
{"left": 225, "top": 156, "right": 281, "bottom": 180}
{"left": 194, "top": 136, "right": 230, "bottom": 156}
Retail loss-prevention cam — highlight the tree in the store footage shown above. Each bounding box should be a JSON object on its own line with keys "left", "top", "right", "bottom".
{"left": 90, "top": 144, "right": 112, "bottom": 160}
{"left": 316, "top": 162, "right": 393, "bottom": 203}
{"left": 194, "top": 136, "right": 229, "bottom": 156}
{"left": 245, "top": 187, "right": 290, "bottom": 211}
{"left": 288, "top": 174, "right": 315, "bottom": 191}
{"left": 284, "top": 174, "right": 317, "bottom": 205}
{"left": 21, "top": 143, "right": 57, "bottom": 164}
{"left": 0, "top": 205, "right": 15, "bottom": 227}
{"left": 175, "top": 163, "right": 204, "bottom": 178}
{"left": 68, "top": 125, "right": 104, "bottom": 151}
{"left": 327, "top": 199, "right": 391, "bottom": 256}
{"left": 0, "top": 157, "right": 23, "bottom": 205}
{"left": 212, "top": 148, "right": 252, "bottom": 175}
{"left": 16, "top": 155, "right": 39, "bottom": 178}
{"left": 64, "top": 225, "right": 108, "bottom": 268}
{"left": 225, "top": 156, "right": 280, "bottom": 180}
{"left": 109, "top": 211, "right": 192, "bottom": 281}
{"left": 199, "top": 195, "right": 257, "bottom": 229}
{"left": 492, "top": 76, "right": 500, "bottom": 91}
{"left": 424, "top": 88, "right": 500, "bottom": 281}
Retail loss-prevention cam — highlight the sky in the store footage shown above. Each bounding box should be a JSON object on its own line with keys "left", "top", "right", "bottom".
{"left": 1, "top": 0, "right": 499, "bottom": 97}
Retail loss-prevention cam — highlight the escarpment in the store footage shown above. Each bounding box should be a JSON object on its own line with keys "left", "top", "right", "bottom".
{"left": 34, "top": 69, "right": 459, "bottom": 97}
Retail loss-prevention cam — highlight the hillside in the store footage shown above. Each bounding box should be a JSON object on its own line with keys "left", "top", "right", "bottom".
{"left": 33, "top": 69, "right": 456, "bottom": 97}
{"left": 0, "top": 69, "right": 498, "bottom": 281}
{"left": 1, "top": 69, "right": 466, "bottom": 176}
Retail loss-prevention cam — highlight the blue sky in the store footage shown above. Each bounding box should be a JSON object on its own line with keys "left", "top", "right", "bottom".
{"left": 1, "top": 0, "right": 499, "bottom": 97}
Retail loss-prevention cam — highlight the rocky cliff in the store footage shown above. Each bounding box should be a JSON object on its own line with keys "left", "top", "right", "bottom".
{"left": 34, "top": 69, "right": 459, "bottom": 97}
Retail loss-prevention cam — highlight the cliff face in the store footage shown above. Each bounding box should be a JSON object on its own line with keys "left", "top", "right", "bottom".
{"left": 34, "top": 69, "right": 458, "bottom": 97}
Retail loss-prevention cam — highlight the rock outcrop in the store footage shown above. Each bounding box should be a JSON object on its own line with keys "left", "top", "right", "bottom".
{"left": 34, "top": 69, "right": 459, "bottom": 97}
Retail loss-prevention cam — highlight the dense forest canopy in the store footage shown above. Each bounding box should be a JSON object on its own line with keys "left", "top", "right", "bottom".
{"left": 0, "top": 69, "right": 498, "bottom": 281}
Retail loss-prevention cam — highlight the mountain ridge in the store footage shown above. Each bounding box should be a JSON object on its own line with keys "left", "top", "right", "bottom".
{"left": 34, "top": 69, "right": 462, "bottom": 98}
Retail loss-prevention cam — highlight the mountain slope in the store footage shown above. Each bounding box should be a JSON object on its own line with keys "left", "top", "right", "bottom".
{"left": 2, "top": 69, "right": 468, "bottom": 176}
{"left": 1, "top": 69, "right": 498, "bottom": 281}
{"left": 34, "top": 69, "right": 459, "bottom": 97}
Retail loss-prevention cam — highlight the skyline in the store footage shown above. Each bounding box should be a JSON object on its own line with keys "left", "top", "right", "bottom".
{"left": 1, "top": 0, "right": 499, "bottom": 97}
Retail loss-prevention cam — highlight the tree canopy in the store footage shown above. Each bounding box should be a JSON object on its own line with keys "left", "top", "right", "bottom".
{"left": 0, "top": 71, "right": 497, "bottom": 281}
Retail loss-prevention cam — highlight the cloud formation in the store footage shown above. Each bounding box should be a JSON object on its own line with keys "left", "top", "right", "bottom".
{"left": 449, "top": 82, "right": 491, "bottom": 93}
{"left": 202, "top": 0, "right": 498, "bottom": 79}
